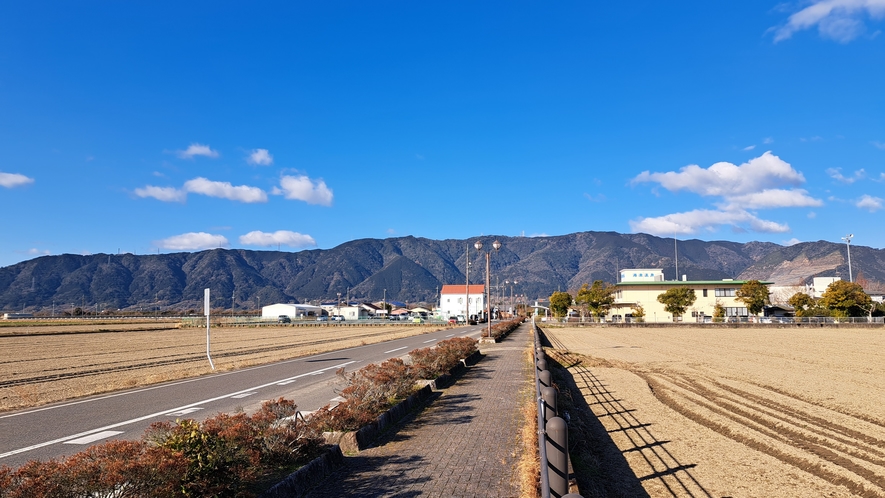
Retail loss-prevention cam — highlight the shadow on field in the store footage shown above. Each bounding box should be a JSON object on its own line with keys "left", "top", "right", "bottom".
{"left": 540, "top": 330, "right": 713, "bottom": 498}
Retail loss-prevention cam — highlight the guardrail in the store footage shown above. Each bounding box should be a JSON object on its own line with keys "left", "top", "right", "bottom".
{"left": 532, "top": 316, "right": 583, "bottom": 498}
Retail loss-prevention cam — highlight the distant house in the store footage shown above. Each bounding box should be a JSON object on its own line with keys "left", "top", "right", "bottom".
{"left": 607, "top": 269, "right": 773, "bottom": 322}
{"left": 438, "top": 284, "right": 485, "bottom": 319}
{"left": 261, "top": 303, "right": 322, "bottom": 319}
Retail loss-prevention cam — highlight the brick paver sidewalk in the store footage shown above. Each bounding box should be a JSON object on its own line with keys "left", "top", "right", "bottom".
{"left": 303, "top": 323, "right": 534, "bottom": 498}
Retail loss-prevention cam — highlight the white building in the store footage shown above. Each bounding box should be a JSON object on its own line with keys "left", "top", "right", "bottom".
{"left": 438, "top": 284, "right": 485, "bottom": 319}
{"left": 261, "top": 303, "right": 323, "bottom": 319}
{"left": 811, "top": 277, "right": 840, "bottom": 299}
{"left": 608, "top": 268, "right": 773, "bottom": 322}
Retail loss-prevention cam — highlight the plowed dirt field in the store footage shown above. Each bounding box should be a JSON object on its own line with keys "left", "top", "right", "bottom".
{"left": 543, "top": 325, "right": 885, "bottom": 498}
{"left": 0, "top": 322, "right": 440, "bottom": 412}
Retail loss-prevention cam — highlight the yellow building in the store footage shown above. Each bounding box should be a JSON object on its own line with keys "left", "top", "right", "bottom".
{"left": 607, "top": 268, "right": 772, "bottom": 323}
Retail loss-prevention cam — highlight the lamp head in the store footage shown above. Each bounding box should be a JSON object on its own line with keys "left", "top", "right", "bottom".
{"left": 493, "top": 239, "right": 502, "bottom": 251}
{"left": 474, "top": 240, "right": 483, "bottom": 251}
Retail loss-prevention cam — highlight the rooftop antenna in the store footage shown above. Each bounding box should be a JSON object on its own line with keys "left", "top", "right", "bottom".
{"left": 674, "top": 232, "right": 678, "bottom": 281}
{"left": 842, "top": 234, "right": 854, "bottom": 282}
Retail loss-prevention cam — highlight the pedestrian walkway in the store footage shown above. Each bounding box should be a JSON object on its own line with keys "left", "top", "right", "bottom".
{"left": 303, "top": 323, "right": 534, "bottom": 497}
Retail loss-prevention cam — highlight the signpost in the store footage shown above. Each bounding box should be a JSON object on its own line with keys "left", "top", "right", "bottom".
{"left": 204, "top": 288, "right": 215, "bottom": 370}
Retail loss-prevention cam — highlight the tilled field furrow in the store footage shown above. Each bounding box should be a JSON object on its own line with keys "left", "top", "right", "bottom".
{"left": 660, "top": 372, "right": 885, "bottom": 462}
{"left": 707, "top": 379, "right": 885, "bottom": 460}
{"left": 643, "top": 372, "right": 885, "bottom": 496}
{"left": 750, "top": 381, "right": 885, "bottom": 429}
{"left": 1, "top": 328, "right": 417, "bottom": 388}
{"left": 678, "top": 375, "right": 885, "bottom": 475}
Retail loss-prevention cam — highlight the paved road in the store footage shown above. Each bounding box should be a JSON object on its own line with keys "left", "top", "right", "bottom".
{"left": 0, "top": 325, "right": 486, "bottom": 468}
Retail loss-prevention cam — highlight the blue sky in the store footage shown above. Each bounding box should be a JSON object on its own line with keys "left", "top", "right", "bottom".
{"left": 1, "top": 1, "right": 884, "bottom": 268}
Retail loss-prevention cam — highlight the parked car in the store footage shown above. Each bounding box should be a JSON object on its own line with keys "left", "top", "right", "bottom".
{"left": 412, "top": 317, "right": 424, "bottom": 324}
{"left": 277, "top": 315, "right": 291, "bottom": 323}
{"left": 331, "top": 315, "right": 345, "bottom": 321}
{"left": 447, "top": 317, "right": 458, "bottom": 324}
{"left": 316, "top": 316, "right": 328, "bottom": 322}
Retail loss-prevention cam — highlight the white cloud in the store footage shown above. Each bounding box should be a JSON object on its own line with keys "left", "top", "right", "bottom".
{"left": 27, "top": 248, "right": 51, "bottom": 255}
{"left": 272, "top": 175, "right": 334, "bottom": 206}
{"left": 632, "top": 151, "right": 806, "bottom": 198}
{"left": 247, "top": 148, "right": 273, "bottom": 166}
{"left": 183, "top": 177, "right": 267, "bottom": 203}
{"left": 773, "top": 0, "right": 885, "bottom": 43}
{"left": 872, "top": 140, "right": 885, "bottom": 150}
{"left": 827, "top": 167, "right": 866, "bottom": 183}
{"left": 763, "top": 137, "right": 775, "bottom": 144}
{"left": 720, "top": 189, "right": 823, "bottom": 209}
{"left": 134, "top": 185, "right": 187, "bottom": 203}
{"left": 742, "top": 145, "right": 756, "bottom": 151}
{"left": 855, "top": 194, "right": 884, "bottom": 211}
{"left": 629, "top": 151, "right": 818, "bottom": 236}
{"left": 784, "top": 238, "right": 802, "bottom": 246}
{"left": 0, "top": 172, "right": 35, "bottom": 188}
{"left": 158, "top": 232, "right": 229, "bottom": 250}
{"left": 239, "top": 230, "right": 316, "bottom": 248}
{"left": 629, "top": 209, "right": 790, "bottom": 236}
{"left": 176, "top": 143, "right": 220, "bottom": 159}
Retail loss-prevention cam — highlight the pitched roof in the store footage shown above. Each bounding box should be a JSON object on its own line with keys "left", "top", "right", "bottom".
{"left": 440, "top": 284, "right": 485, "bottom": 295}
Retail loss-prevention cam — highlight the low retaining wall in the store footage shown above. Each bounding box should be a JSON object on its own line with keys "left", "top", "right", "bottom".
{"left": 262, "top": 445, "right": 345, "bottom": 498}
{"left": 323, "top": 383, "right": 434, "bottom": 453}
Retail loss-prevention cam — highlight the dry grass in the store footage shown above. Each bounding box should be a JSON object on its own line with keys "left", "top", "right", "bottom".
{"left": 543, "top": 325, "right": 885, "bottom": 497}
{"left": 517, "top": 347, "right": 541, "bottom": 498}
{"left": 0, "top": 321, "right": 444, "bottom": 412}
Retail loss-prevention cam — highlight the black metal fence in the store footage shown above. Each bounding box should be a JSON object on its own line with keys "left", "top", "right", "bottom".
{"left": 532, "top": 317, "right": 583, "bottom": 498}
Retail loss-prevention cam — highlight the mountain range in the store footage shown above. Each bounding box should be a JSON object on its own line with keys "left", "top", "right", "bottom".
{"left": 2, "top": 231, "right": 883, "bottom": 312}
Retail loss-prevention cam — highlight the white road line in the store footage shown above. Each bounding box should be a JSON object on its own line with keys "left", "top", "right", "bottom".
{"left": 422, "top": 339, "right": 437, "bottom": 343}
{"left": 277, "top": 380, "right": 296, "bottom": 386}
{"left": 384, "top": 346, "right": 407, "bottom": 354}
{"left": 166, "top": 407, "right": 203, "bottom": 417}
{"left": 230, "top": 392, "right": 257, "bottom": 399}
{"left": 63, "top": 431, "right": 124, "bottom": 445}
{"left": 445, "top": 334, "right": 455, "bottom": 337}
{"left": 0, "top": 360, "right": 357, "bottom": 460}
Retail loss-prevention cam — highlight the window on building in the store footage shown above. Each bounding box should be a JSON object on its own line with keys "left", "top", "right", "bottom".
{"left": 458, "top": 298, "right": 463, "bottom": 304}
{"left": 715, "top": 288, "right": 736, "bottom": 297}
{"left": 702, "top": 289, "right": 708, "bottom": 297}
{"left": 725, "top": 307, "right": 748, "bottom": 316}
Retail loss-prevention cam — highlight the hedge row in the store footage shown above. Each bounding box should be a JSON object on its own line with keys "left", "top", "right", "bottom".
{"left": 0, "top": 336, "right": 481, "bottom": 497}
{"left": 0, "top": 398, "right": 325, "bottom": 498}
{"left": 488, "top": 317, "right": 525, "bottom": 340}
{"left": 309, "top": 336, "right": 479, "bottom": 432}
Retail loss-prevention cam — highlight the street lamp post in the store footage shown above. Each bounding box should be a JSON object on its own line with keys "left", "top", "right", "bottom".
{"left": 842, "top": 234, "right": 854, "bottom": 282}
{"left": 474, "top": 239, "right": 502, "bottom": 338}
{"left": 465, "top": 244, "right": 470, "bottom": 322}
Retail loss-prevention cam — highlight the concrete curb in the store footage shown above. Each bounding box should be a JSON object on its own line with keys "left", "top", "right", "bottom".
{"left": 322, "top": 383, "right": 434, "bottom": 453}
{"left": 262, "top": 445, "right": 345, "bottom": 498}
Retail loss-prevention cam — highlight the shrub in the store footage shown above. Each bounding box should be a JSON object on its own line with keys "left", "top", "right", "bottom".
{"left": 410, "top": 337, "right": 478, "bottom": 379}
{"left": 1, "top": 398, "right": 323, "bottom": 498}
{"left": 0, "top": 442, "right": 186, "bottom": 498}
{"left": 312, "top": 358, "right": 418, "bottom": 432}
{"left": 146, "top": 416, "right": 259, "bottom": 497}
